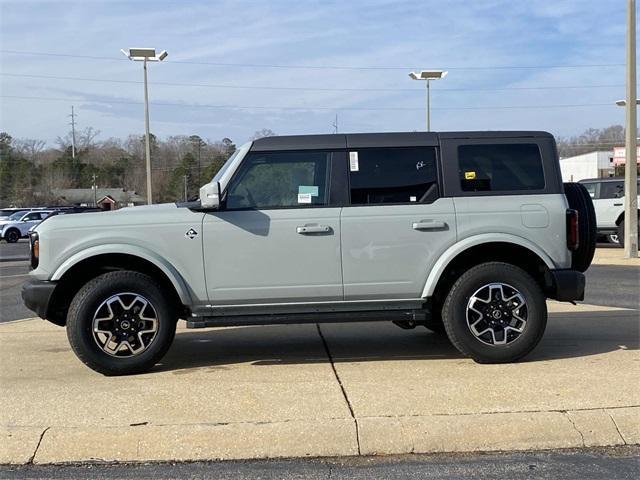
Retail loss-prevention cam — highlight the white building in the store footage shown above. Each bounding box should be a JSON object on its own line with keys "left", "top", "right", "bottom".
{"left": 559, "top": 151, "right": 614, "bottom": 182}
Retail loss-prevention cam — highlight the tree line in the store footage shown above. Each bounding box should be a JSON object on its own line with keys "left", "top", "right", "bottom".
{"left": 0, "top": 128, "right": 275, "bottom": 207}
{"left": 0, "top": 124, "right": 634, "bottom": 207}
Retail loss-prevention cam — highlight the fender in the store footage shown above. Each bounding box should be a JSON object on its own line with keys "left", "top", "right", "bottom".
{"left": 51, "top": 243, "right": 193, "bottom": 305}
{"left": 421, "top": 233, "right": 556, "bottom": 298}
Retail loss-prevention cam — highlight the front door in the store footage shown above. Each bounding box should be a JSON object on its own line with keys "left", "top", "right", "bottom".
{"left": 340, "top": 146, "right": 457, "bottom": 299}
{"left": 202, "top": 149, "right": 343, "bottom": 305}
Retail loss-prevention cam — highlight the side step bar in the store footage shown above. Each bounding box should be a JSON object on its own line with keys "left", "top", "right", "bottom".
{"left": 186, "top": 309, "right": 428, "bottom": 329}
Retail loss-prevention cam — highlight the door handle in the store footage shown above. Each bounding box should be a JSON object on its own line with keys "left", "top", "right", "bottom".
{"left": 614, "top": 203, "right": 623, "bottom": 206}
{"left": 412, "top": 220, "right": 447, "bottom": 230}
{"left": 297, "top": 225, "right": 332, "bottom": 234}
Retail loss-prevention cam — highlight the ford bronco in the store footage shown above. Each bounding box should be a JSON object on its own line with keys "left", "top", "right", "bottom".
{"left": 22, "top": 131, "right": 596, "bottom": 375}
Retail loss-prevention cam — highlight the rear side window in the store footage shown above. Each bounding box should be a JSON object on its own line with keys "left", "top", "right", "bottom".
{"left": 599, "top": 181, "right": 624, "bottom": 199}
{"left": 458, "top": 144, "right": 545, "bottom": 192}
{"left": 349, "top": 147, "right": 438, "bottom": 205}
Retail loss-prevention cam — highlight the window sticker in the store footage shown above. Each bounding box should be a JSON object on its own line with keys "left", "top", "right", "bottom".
{"left": 349, "top": 151, "right": 359, "bottom": 172}
{"left": 464, "top": 171, "right": 477, "bottom": 180}
{"left": 416, "top": 161, "right": 425, "bottom": 170}
{"left": 297, "top": 193, "right": 312, "bottom": 204}
{"left": 298, "top": 185, "right": 319, "bottom": 197}
{"left": 410, "top": 196, "right": 417, "bottom": 202}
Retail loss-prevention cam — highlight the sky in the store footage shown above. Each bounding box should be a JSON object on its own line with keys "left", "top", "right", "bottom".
{"left": 0, "top": 0, "right": 635, "bottom": 146}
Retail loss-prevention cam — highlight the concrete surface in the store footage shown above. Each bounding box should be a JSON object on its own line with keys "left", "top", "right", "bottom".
{"left": 1, "top": 300, "right": 638, "bottom": 464}
{"left": 592, "top": 247, "right": 640, "bottom": 266}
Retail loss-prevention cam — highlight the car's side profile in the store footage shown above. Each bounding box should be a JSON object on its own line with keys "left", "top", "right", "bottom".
{"left": 1, "top": 210, "right": 53, "bottom": 243}
{"left": 579, "top": 177, "right": 640, "bottom": 246}
{"left": 23, "top": 131, "right": 595, "bottom": 375}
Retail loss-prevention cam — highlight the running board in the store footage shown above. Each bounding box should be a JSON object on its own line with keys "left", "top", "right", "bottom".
{"left": 186, "top": 309, "right": 427, "bottom": 329}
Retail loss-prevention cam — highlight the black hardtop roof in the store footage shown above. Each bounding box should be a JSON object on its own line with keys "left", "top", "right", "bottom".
{"left": 250, "top": 131, "right": 554, "bottom": 152}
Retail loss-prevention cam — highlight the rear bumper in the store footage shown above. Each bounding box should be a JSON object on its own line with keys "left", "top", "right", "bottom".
{"left": 549, "top": 269, "right": 585, "bottom": 302}
{"left": 21, "top": 279, "right": 56, "bottom": 319}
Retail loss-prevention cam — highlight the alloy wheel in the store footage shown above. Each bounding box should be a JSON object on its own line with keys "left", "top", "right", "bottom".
{"left": 466, "top": 283, "right": 528, "bottom": 346}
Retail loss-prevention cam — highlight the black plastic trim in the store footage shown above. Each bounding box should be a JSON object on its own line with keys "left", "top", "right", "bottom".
{"left": 548, "top": 269, "right": 585, "bottom": 302}
{"left": 21, "top": 279, "right": 57, "bottom": 319}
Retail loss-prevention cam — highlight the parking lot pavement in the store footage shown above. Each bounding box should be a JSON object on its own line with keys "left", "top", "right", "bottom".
{"left": 1, "top": 300, "right": 638, "bottom": 464}
{"left": 0, "top": 240, "right": 29, "bottom": 262}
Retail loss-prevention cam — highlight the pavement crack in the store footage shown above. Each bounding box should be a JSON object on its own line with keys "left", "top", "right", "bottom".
{"left": 563, "top": 412, "right": 585, "bottom": 447}
{"left": 316, "top": 323, "right": 361, "bottom": 455}
{"left": 27, "top": 426, "right": 50, "bottom": 464}
{"left": 607, "top": 411, "right": 627, "bottom": 445}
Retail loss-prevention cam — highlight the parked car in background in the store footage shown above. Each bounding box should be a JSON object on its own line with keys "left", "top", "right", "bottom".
{"left": 0, "top": 208, "right": 31, "bottom": 220}
{"left": 1, "top": 210, "right": 53, "bottom": 243}
{"left": 579, "top": 177, "right": 640, "bottom": 246}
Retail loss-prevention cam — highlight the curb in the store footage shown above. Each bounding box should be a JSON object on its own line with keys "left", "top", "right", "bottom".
{"left": 2, "top": 407, "right": 638, "bottom": 464}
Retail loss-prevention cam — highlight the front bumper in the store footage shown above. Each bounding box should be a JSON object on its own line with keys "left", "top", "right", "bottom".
{"left": 549, "top": 269, "right": 585, "bottom": 302}
{"left": 21, "top": 279, "right": 57, "bottom": 319}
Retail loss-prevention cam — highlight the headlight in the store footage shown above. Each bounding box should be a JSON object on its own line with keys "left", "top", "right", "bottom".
{"left": 29, "top": 232, "right": 39, "bottom": 269}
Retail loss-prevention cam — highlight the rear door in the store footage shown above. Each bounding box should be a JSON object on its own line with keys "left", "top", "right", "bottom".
{"left": 340, "top": 145, "right": 456, "bottom": 300}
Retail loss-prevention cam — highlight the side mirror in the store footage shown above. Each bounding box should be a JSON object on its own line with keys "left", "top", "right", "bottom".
{"left": 199, "top": 182, "right": 221, "bottom": 209}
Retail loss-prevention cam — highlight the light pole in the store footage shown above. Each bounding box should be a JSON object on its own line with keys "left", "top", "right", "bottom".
{"left": 121, "top": 48, "right": 168, "bottom": 205}
{"left": 615, "top": 0, "right": 638, "bottom": 257}
{"left": 409, "top": 70, "right": 448, "bottom": 131}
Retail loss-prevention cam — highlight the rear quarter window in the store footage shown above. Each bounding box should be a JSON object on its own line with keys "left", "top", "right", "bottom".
{"left": 458, "top": 144, "right": 545, "bottom": 192}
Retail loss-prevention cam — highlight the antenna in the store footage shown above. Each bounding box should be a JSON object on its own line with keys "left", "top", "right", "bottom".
{"left": 332, "top": 113, "right": 338, "bottom": 134}
{"left": 69, "top": 106, "right": 77, "bottom": 158}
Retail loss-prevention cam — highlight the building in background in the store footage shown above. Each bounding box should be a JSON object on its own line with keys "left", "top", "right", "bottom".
{"left": 559, "top": 151, "right": 614, "bottom": 182}
{"left": 51, "top": 188, "right": 146, "bottom": 210}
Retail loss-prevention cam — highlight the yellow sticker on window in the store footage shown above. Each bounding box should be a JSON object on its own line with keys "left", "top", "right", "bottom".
{"left": 464, "top": 171, "right": 476, "bottom": 180}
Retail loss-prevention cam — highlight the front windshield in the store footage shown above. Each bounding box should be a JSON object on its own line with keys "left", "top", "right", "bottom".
{"left": 8, "top": 211, "right": 26, "bottom": 221}
{"left": 211, "top": 142, "right": 252, "bottom": 183}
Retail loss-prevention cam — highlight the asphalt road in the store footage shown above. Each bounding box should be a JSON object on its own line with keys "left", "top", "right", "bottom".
{"left": 1, "top": 447, "right": 638, "bottom": 479}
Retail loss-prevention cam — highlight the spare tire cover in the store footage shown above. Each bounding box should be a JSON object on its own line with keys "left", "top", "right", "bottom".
{"left": 564, "top": 182, "right": 597, "bottom": 272}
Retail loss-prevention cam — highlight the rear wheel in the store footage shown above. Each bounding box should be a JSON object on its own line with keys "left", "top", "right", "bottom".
{"left": 4, "top": 228, "right": 20, "bottom": 243}
{"left": 442, "top": 262, "right": 547, "bottom": 364}
{"left": 67, "top": 271, "right": 177, "bottom": 375}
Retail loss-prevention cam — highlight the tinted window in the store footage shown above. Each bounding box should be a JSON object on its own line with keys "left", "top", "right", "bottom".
{"left": 349, "top": 147, "right": 438, "bottom": 205}
{"left": 24, "top": 212, "right": 42, "bottom": 221}
{"left": 582, "top": 182, "right": 597, "bottom": 198}
{"left": 226, "top": 151, "right": 331, "bottom": 209}
{"left": 599, "top": 181, "right": 624, "bottom": 199}
{"left": 458, "top": 144, "right": 545, "bottom": 192}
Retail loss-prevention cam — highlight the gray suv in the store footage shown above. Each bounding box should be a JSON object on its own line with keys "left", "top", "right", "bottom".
{"left": 23, "top": 131, "right": 596, "bottom": 375}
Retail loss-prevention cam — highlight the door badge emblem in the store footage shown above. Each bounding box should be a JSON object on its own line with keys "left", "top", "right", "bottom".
{"left": 185, "top": 228, "right": 198, "bottom": 239}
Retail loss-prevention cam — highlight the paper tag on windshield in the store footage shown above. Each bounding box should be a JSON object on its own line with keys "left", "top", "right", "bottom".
{"left": 349, "top": 152, "right": 359, "bottom": 171}
{"left": 297, "top": 193, "right": 312, "bottom": 204}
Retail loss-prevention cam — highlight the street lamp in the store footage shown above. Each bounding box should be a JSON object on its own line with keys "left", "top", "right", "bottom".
{"left": 121, "top": 47, "right": 168, "bottom": 205}
{"left": 409, "top": 70, "right": 448, "bottom": 132}
{"left": 615, "top": 99, "right": 640, "bottom": 106}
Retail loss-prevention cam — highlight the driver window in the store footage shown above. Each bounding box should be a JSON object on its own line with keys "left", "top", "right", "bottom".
{"left": 226, "top": 151, "right": 331, "bottom": 209}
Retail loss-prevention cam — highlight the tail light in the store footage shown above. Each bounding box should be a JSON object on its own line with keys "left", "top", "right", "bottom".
{"left": 29, "top": 232, "right": 39, "bottom": 269}
{"left": 566, "top": 209, "right": 579, "bottom": 251}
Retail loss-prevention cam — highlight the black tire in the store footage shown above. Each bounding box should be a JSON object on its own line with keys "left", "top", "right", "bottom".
{"left": 67, "top": 271, "right": 177, "bottom": 376}
{"left": 4, "top": 228, "right": 20, "bottom": 243}
{"left": 442, "top": 262, "right": 547, "bottom": 364}
{"left": 617, "top": 218, "right": 639, "bottom": 249}
{"left": 563, "top": 183, "right": 596, "bottom": 272}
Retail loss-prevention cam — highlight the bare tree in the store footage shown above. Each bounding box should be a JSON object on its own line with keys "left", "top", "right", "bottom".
{"left": 250, "top": 128, "right": 276, "bottom": 141}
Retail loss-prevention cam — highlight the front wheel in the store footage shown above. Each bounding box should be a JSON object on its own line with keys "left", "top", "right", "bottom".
{"left": 67, "top": 271, "right": 177, "bottom": 375}
{"left": 442, "top": 262, "right": 547, "bottom": 364}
